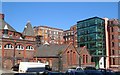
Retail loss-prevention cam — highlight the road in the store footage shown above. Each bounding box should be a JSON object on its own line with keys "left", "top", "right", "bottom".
{"left": 0, "top": 69, "right": 17, "bottom": 74}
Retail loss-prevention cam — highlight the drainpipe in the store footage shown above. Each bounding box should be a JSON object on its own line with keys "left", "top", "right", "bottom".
{"left": 103, "top": 18, "right": 109, "bottom": 69}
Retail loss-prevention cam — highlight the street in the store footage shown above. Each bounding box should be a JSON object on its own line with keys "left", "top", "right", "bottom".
{"left": 0, "top": 69, "right": 17, "bottom": 74}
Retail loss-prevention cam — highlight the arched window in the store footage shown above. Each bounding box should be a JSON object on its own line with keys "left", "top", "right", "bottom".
{"left": 73, "top": 52, "right": 76, "bottom": 65}
{"left": 16, "top": 45, "right": 24, "bottom": 50}
{"left": 83, "top": 55, "right": 85, "bottom": 64}
{"left": 86, "top": 55, "right": 88, "bottom": 63}
{"left": 67, "top": 51, "right": 70, "bottom": 65}
{"left": 26, "top": 45, "right": 34, "bottom": 50}
{"left": 4, "top": 44, "right": 13, "bottom": 49}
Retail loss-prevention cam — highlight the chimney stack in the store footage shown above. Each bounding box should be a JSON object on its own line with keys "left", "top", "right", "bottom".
{"left": 0, "top": 14, "right": 4, "bottom": 20}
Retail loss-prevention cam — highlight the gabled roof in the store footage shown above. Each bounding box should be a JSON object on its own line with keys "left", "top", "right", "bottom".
{"left": 0, "top": 19, "right": 16, "bottom": 32}
{"left": 61, "top": 43, "right": 80, "bottom": 55}
{"left": 34, "top": 44, "right": 68, "bottom": 57}
{"left": 76, "top": 47, "right": 81, "bottom": 53}
{"left": 22, "top": 21, "right": 35, "bottom": 36}
{"left": 77, "top": 46, "right": 91, "bottom": 56}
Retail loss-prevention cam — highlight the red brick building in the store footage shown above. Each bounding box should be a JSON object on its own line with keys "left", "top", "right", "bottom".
{"left": 34, "top": 43, "right": 94, "bottom": 71}
{"left": 0, "top": 14, "right": 36, "bottom": 69}
{"left": 63, "top": 25, "right": 77, "bottom": 47}
{"left": 0, "top": 14, "right": 94, "bottom": 71}
{"left": 107, "top": 19, "right": 120, "bottom": 71}
{"left": 77, "top": 46, "right": 95, "bottom": 68}
{"left": 33, "top": 26, "right": 64, "bottom": 45}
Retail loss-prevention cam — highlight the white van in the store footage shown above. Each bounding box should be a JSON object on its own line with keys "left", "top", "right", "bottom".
{"left": 19, "top": 62, "right": 51, "bottom": 73}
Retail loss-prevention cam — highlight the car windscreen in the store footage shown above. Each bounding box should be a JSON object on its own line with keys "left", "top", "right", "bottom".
{"left": 26, "top": 67, "right": 45, "bottom": 72}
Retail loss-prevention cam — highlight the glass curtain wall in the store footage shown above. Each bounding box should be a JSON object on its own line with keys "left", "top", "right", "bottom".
{"left": 77, "top": 17, "right": 106, "bottom": 68}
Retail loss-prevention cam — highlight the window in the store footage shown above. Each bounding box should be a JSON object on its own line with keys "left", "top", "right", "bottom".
{"left": 66, "top": 33, "right": 67, "bottom": 36}
{"left": 4, "top": 44, "right": 13, "bottom": 49}
{"left": 66, "top": 38, "right": 68, "bottom": 41}
{"left": 118, "top": 28, "right": 120, "bottom": 32}
{"left": 69, "top": 37, "right": 70, "bottom": 40}
{"left": 83, "top": 55, "right": 85, "bottom": 64}
{"left": 119, "top": 43, "right": 120, "bottom": 47}
{"left": 56, "top": 32, "right": 58, "bottom": 34}
{"left": 119, "top": 50, "right": 120, "bottom": 54}
{"left": 15, "top": 34, "right": 18, "bottom": 37}
{"left": 111, "top": 27, "right": 114, "bottom": 32}
{"left": 112, "top": 50, "right": 115, "bottom": 55}
{"left": 49, "top": 31, "right": 51, "bottom": 34}
{"left": 118, "top": 36, "right": 120, "bottom": 39}
{"left": 113, "top": 58, "right": 115, "bottom": 65}
{"left": 54, "top": 32, "right": 55, "bottom": 34}
{"left": 67, "top": 51, "right": 70, "bottom": 65}
{"left": 112, "top": 42, "right": 114, "bottom": 47}
{"left": 86, "top": 55, "right": 88, "bottom": 63}
{"left": 26, "top": 46, "right": 34, "bottom": 50}
{"left": 16, "top": 45, "right": 24, "bottom": 50}
{"left": 71, "top": 32, "right": 74, "bottom": 35}
{"left": 45, "top": 30, "right": 47, "bottom": 33}
{"left": 98, "top": 50, "right": 102, "bottom": 55}
{"left": 0, "top": 45, "right": 2, "bottom": 49}
{"left": 112, "top": 35, "right": 114, "bottom": 40}
{"left": 9, "top": 33, "right": 12, "bottom": 36}
{"left": 95, "top": 19, "right": 97, "bottom": 24}
{"left": 69, "top": 32, "right": 70, "bottom": 35}
{"left": 73, "top": 52, "right": 76, "bottom": 65}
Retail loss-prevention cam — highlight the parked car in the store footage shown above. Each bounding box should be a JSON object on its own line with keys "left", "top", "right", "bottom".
{"left": 75, "top": 71, "right": 87, "bottom": 75}
{"left": 65, "top": 68, "right": 76, "bottom": 75}
{"left": 66, "top": 66, "right": 83, "bottom": 72}
{"left": 84, "top": 70, "right": 103, "bottom": 75}
{"left": 97, "top": 68, "right": 116, "bottom": 75}
{"left": 115, "top": 71, "right": 120, "bottom": 75}
{"left": 66, "top": 70, "right": 86, "bottom": 75}
{"left": 76, "top": 66, "right": 84, "bottom": 71}
{"left": 66, "top": 68, "right": 76, "bottom": 73}
{"left": 84, "top": 66, "right": 96, "bottom": 70}
{"left": 47, "top": 72, "right": 65, "bottom": 75}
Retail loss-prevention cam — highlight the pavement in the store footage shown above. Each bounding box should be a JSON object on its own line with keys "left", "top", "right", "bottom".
{"left": 0, "top": 69, "right": 17, "bottom": 74}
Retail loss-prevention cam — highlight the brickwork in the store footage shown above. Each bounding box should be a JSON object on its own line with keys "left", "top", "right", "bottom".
{"left": 108, "top": 19, "right": 120, "bottom": 71}
{"left": 33, "top": 26, "right": 64, "bottom": 45}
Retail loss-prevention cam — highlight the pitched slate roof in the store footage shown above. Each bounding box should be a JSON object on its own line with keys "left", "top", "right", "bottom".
{"left": 34, "top": 44, "right": 68, "bottom": 57}
{"left": 76, "top": 46, "right": 91, "bottom": 56}
{"left": 0, "top": 18, "right": 16, "bottom": 31}
{"left": 76, "top": 47, "right": 81, "bottom": 53}
{"left": 22, "top": 21, "right": 35, "bottom": 36}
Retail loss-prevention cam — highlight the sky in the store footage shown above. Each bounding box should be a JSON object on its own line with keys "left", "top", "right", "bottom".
{"left": 1, "top": 2, "right": 119, "bottom": 32}
{"left": 1, "top": 0, "right": 120, "bottom": 2}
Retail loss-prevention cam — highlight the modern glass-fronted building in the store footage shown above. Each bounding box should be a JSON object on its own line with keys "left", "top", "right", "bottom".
{"left": 77, "top": 17, "right": 106, "bottom": 68}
